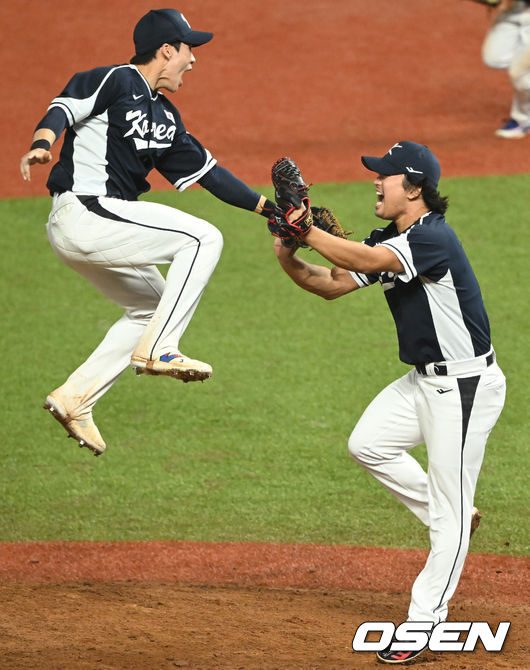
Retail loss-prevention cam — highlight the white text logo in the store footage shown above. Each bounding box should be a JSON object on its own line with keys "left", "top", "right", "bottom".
{"left": 387, "top": 143, "right": 402, "bottom": 156}
{"left": 351, "top": 621, "right": 510, "bottom": 653}
{"left": 124, "top": 109, "right": 176, "bottom": 149}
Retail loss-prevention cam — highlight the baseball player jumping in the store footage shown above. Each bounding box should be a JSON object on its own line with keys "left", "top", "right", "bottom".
{"left": 19, "top": 9, "right": 280, "bottom": 456}
{"left": 270, "top": 142, "right": 506, "bottom": 664}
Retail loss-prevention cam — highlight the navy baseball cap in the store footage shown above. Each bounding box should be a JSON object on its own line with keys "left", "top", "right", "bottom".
{"left": 134, "top": 9, "right": 213, "bottom": 55}
{"left": 361, "top": 141, "right": 441, "bottom": 189}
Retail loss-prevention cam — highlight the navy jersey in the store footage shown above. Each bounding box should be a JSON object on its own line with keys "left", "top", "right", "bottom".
{"left": 43, "top": 64, "right": 216, "bottom": 200}
{"left": 350, "top": 212, "right": 491, "bottom": 365}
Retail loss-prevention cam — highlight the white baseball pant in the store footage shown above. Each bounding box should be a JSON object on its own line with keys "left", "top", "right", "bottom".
{"left": 46, "top": 192, "right": 223, "bottom": 415}
{"left": 348, "top": 358, "right": 506, "bottom": 623}
{"left": 482, "top": 1, "right": 530, "bottom": 126}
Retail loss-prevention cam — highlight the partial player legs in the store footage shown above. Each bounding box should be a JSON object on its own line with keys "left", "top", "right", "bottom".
{"left": 48, "top": 193, "right": 222, "bottom": 370}
{"left": 408, "top": 368, "right": 506, "bottom": 622}
{"left": 482, "top": 14, "right": 519, "bottom": 70}
{"left": 349, "top": 366, "right": 505, "bottom": 623}
{"left": 47, "top": 257, "right": 165, "bottom": 397}
{"left": 508, "top": 42, "right": 530, "bottom": 129}
{"left": 90, "top": 197, "right": 224, "bottom": 376}
{"left": 41, "top": 262, "right": 164, "bottom": 453}
{"left": 348, "top": 371, "right": 428, "bottom": 524}
{"left": 482, "top": 6, "right": 530, "bottom": 136}
{"left": 129, "top": 225, "right": 222, "bottom": 381}
{"left": 45, "top": 193, "right": 223, "bottom": 452}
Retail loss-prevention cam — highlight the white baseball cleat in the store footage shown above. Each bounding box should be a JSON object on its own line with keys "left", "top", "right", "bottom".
{"left": 470, "top": 506, "right": 482, "bottom": 539}
{"left": 494, "top": 118, "right": 530, "bottom": 139}
{"left": 43, "top": 391, "right": 106, "bottom": 456}
{"left": 131, "top": 352, "right": 212, "bottom": 382}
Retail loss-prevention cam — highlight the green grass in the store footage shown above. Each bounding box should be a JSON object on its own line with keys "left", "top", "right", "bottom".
{"left": 1, "top": 174, "right": 528, "bottom": 556}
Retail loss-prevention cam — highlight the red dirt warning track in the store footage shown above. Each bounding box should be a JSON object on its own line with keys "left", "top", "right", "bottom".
{"left": 0, "top": 540, "right": 527, "bottom": 602}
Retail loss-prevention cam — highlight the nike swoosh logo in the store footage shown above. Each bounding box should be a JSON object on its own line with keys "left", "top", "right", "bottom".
{"left": 133, "top": 94, "right": 143, "bottom": 100}
{"left": 436, "top": 388, "right": 453, "bottom": 394}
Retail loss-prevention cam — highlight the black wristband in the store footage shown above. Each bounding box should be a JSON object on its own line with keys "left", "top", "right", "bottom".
{"left": 259, "top": 198, "right": 279, "bottom": 218}
{"left": 30, "top": 139, "right": 51, "bottom": 151}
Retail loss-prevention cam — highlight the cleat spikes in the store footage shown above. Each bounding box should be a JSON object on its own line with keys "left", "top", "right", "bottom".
{"left": 44, "top": 392, "right": 106, "bottom": 456}
{"left": 131, "top": 352, "right": 212, "bottom": 383}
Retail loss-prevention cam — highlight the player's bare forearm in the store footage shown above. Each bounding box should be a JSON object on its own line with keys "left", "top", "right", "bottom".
{"left": 32, "top": 128, "right": 56, "bottom": 145}
{"left": 20, "top": 128, "right": 57, "bottom": 182}
{"left": 273, "top": 238, "right": 357, "bottom": 299}
{"left": 304, "top": 226, "right": 403, "bottom": 274}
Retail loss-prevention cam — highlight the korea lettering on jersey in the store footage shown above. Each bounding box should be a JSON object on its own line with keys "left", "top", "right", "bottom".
{"left": 45, "top": 64, "right": 216, "bottom": 200}
{"left": 349, "top": 212, "right": 491, "bottom": 365}
{"left": 124, "top": 107, "right": 177, "bottom": 150}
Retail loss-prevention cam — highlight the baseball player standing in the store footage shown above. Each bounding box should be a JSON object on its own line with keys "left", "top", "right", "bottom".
{"left": 481, "top": 0, "right": 530, "bottom": 137}
{"left": 272, "top": 142, "right": 506, "bottom": 664}
{"left": 19, "top": 9, "right": 279, "bottom": 456}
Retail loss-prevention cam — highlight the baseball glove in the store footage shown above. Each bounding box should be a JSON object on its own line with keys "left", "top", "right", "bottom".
{"left": 267, "top": 205, "right": 351, "bottom": 245}
{"left": 269, "top": 156, "right": 352, "bottom": 246}
{"left": 311, "top": 206, "right": 351, "bottom": 240}
{"left": 271, "top": 156, "right": 310, "bottom": 212}
{"left": 267, "top": 199, "right": 313, "bottom": 241}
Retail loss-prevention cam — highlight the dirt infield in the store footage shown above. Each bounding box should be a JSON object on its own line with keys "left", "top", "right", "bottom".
{"left": 3, "top": 1, "right": 529, "bottom": 668}
{"left": 1, "top": 541, "right": 528, "bottom": 669}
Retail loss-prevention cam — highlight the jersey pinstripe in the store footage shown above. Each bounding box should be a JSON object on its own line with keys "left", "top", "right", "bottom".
{"left": 350, "top": 212, "right": 491, "bottom": 365}
{"left": 44, "top": 64, "right": 216, "bottom": 200}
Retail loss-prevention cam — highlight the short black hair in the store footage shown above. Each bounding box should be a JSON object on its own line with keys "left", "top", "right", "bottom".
{"left": 130, "top": 40, "right": 182, "bottom": 65}
{"left": 403, "top": 175, "right": 449, "bottom": 215}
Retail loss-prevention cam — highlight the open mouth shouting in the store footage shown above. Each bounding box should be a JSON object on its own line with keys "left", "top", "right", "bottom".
{"left": 375, "top": 187, "right": 384, "bottom": 213}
